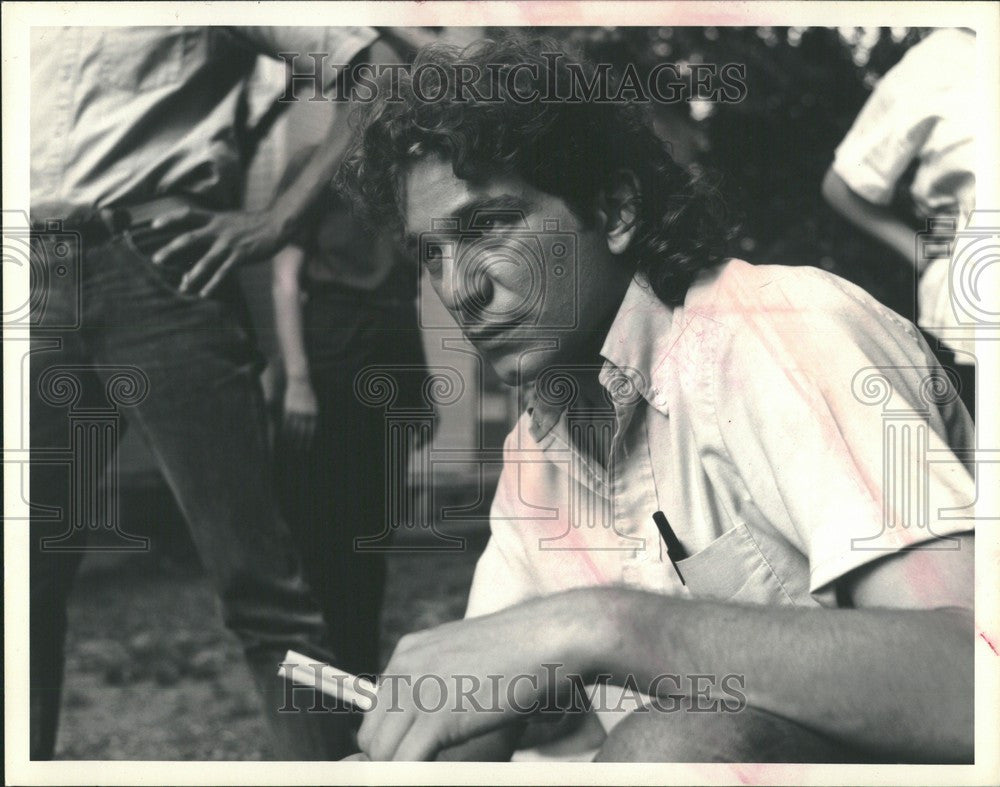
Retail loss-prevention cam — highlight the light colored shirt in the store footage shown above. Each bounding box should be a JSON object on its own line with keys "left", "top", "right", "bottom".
{"left": 468, "top": 260, "right": 974, "bottom": 619}
{"left": 467, "top": 260, "right": 974, "bottom": 746}
{"left": 469, "top": 259, "right": 975, "bottom": 753}
{"left": 30, "top": 26, "right": 377, "bottom": 211}
{"left": 831, "top": 28, "right": 976, "bottom": 356}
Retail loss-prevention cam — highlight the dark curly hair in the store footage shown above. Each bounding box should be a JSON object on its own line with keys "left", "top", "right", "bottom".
{"left": 338, "top": 33, "right": 733, "bottom": 306}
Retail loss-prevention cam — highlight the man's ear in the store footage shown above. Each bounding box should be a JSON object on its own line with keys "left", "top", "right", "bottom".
{"left": 596, "top": 170, "right": 641, "bottom": 256}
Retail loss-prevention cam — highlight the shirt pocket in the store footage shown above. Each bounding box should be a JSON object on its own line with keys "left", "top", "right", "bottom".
{"left": 100, "top": 27, "right": 203, "bottom": 93}
{"left": 677, "top": 523, "right": 795, "bottom": 607}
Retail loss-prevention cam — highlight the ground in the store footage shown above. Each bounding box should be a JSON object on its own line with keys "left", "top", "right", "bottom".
{"left": 55, "top": 543, "right": 483, "bottom": 760}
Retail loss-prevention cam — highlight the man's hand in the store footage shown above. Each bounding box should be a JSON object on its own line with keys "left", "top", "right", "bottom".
{"left": 357, "top": 592, "right": 595, "bottom": 761}
{"left": 283, "top": 377, "right": 319, "bottom": 451}
{"left": 150, "top": 206, "right": 286, "bottom": 296}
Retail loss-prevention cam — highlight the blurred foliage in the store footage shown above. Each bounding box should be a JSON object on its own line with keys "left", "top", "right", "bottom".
{"left": 489, "top": 26, "right": 935, "bottom": 321}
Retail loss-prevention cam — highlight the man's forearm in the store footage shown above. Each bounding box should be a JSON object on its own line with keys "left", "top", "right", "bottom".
{"left": 273, "top": 285, "right": 309, "bottom": 380}
{"left": 821, "top": 168, "right": 920, "bottom": 269}
{"left": 268, "top": 122, "right": 356, "bottom": 243}
{"left": 576, "top": 587, "right": 973, "bottom": 762}
{"left": 268, "top": 32, "right": 423, "bottom": 244}
{"left": 272, "top": 248, "right": 309, "bottom": 379}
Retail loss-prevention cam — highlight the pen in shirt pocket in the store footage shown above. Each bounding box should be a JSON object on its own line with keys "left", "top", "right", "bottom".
{"left": 652, "top": 510, "right": 688, "bottom": 585}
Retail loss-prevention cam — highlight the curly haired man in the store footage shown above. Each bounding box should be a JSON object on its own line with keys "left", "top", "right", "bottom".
{"left": 340, "top": 35, "right": 975, "bottom": 763}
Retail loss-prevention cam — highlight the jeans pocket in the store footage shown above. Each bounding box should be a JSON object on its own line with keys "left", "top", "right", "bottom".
{"left": 120, "top": 229, "right": 207, "bottom": 308}
{"left": 115, "top": 232, "right": 257, "bottom": 370}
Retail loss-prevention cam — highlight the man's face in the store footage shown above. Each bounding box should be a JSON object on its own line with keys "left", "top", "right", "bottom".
{"left": 403, "top": 155, "right": 635, "bottom": 385}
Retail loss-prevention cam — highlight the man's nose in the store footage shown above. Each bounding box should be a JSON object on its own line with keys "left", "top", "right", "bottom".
{"left": 440, "top": 257, "right": 494, "bottom": 318}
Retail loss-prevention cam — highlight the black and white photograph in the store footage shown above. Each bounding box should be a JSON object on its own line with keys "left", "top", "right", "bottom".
{"left": 3, "top": 2, "right": 998, "bottom": 785}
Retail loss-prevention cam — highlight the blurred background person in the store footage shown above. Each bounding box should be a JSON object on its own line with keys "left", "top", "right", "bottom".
{"left": 28, "top": 24, "right": 381, "bottom": 761}
{"left": 271, "top": 140, "right": 430, "bottom": 682}
{"left": 252, "top": 33, "right": 458, "bottom": 686}
{"left": 822, "top": 27, "right": 976, "bottom": 418}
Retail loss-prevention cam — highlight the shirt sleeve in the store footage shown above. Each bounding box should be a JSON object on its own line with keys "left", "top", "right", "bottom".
{"left": 464, "top": 431, "right": 541, "bottom": 619}
{"left": 712, "top": 267, "right": 975, "bottom": 607}
{"left": 831, "top": 43, "right": 938, "bottom": 205}
{"left": 229, "top": 26, "right": 379, "bottom": 80}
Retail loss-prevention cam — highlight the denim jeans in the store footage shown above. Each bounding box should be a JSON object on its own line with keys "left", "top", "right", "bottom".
{"left": 29, "top": 228, "right": 353, "bottom": 759}
{"left": 274, "top": 287, "right": 429, "bottom": 679}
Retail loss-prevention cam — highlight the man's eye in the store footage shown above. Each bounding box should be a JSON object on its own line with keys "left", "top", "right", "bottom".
{"left": 477, "top": 213, "right": 518, "bottom": 231}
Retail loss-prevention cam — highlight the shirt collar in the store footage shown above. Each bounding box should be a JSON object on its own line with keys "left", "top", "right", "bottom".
{"left": 524, "top": 273, "right": 683, "bottom": 444}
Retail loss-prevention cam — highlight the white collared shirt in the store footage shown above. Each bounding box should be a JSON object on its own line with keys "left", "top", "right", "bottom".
{"left": 831, "top": 28, "right": 976, "bottom": 356}
{"left": 466, "top": 259, "right": 975, "bottom": 619}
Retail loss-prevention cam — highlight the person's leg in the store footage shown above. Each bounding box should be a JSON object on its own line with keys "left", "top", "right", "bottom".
{"left": 594, "top": 699, "right": 880, "bottom": 763}
{"left": 29, "top": 339, "right": 93, "bottom": 758}
{"left": 89, "top": 232, "right": 353, "bottom": 758}
{"left": 318, "top": 389, "right": 389, "bottom": 678}
{"left": 290, "top": 293, "right": 397, "bottom": 678}
{"left": 276, "top": 415, "right": 387, "bottom": 679}
{"left": 29, "top": 408, "right": 93, "bottom": 760}
{"left": 27, "top": 228, "right": 113, "bottom": 759}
